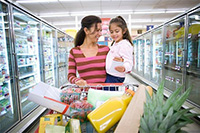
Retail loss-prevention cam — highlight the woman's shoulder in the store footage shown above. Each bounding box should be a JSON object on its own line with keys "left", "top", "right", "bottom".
{"left": 70, "top": 46, "right": 80, "bottom": 54}
{"left": 98, "top": 44, "right": 110, "bottom": 50}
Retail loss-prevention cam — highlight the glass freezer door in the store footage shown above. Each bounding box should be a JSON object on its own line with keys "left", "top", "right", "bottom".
{"left": 152, "top": 28, "right": 163, "bottom": 84}
{"left": 133, "top": 40, "right": 138, "bottom": 73}
{"left": 144, "top": 33, "right": 152, "bottom": 80}
{"left": 164, "top": 17, "right": 185, "bottom": 91}
{"left": 12, "top": 8, "right": 41, "bottom": 117}
{"left": 0, "top": 2, "right": 19, "bottom": 132}
{"left": 41, "top": 24, "right": 55, "bottom": 86}
{"left": 57, "top": 32, "right": 67, "bottom": 87}
{"left": 186, "top": 10, "right": 200, "bottom": 106}
{"left": 137, "top": 37, "right": 144, "bottom": 76}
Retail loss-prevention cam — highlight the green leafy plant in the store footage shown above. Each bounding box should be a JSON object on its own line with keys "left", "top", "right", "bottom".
{"left": 139, "top": 81, "right": 198, "bottom": 133}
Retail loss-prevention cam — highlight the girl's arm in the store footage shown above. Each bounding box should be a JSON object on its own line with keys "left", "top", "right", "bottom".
{"left": 119, "top": 41, "right": 133, "bottom": 73}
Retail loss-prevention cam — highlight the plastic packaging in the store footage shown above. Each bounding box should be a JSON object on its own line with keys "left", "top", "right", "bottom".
{"left": 60, "top": 88, "right": 81, "bottom": 104}
{"left": 69, "top": 100, "right": 94, "bottom": 122}
{"left": 87, "top": 89, "right": 124, "bottom": 108}
{"left": 87, "top": 89, "right": 135, "bottom": 133}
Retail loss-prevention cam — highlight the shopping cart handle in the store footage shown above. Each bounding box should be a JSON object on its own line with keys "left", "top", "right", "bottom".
{"left": 87, "top": 83, "right": 124, "bottom": 86}
{"left": 60, "top": 83, "right": 139, "bottom": 89}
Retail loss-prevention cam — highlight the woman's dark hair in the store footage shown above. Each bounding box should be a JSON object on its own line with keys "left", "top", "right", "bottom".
{"left": 74, "top": 15, "right": 102, "bottom": 47}
{"left": 109, "top": 16, "right": 133, "bottom": 46}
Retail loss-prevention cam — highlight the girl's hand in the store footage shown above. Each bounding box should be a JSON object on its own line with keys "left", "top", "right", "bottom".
{"left": 75, "top": 79, "right": 87, "bottom": 86}
{"left": 113, "top": 57, "right": 124, "bottom": 62}
{"left": 115, "top": 66, "right": 125, "bottom": 72}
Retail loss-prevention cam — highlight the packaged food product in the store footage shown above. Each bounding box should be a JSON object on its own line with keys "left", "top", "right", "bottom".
{"left": 65, "top": 119, "right": 81, "bottom": 133}
{"left": 87, "top": 89, "right": 135, "bottom": 133}
{"left": 69, "top": 100, "right": 94, "bottom": 122}
{"left": 87, "top": 89, "right": 124, "bottom": 108}
{"left": 60, "top": 88, "right": 81, "bottom": 105}
{"left": 39, "top": 115, "right": 57, "bottom": 133}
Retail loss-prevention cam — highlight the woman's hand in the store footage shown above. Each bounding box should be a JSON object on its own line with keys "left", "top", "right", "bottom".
{"left": 75, "top": 79, "right": 87, "bottom": 86}
{"left": 115, "top": 66, "right": 125, "bottom": 72}
{"left": 113, "top": 57, "right": 124, "bottom": 62}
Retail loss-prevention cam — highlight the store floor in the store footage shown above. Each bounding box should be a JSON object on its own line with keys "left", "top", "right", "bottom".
{"left": 24, "top": 74, "right": 200, "bottom": 133}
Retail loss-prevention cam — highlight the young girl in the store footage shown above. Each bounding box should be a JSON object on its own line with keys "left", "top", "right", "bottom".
{"left": 105, "top": 16, "right": 133, "bottom": 90}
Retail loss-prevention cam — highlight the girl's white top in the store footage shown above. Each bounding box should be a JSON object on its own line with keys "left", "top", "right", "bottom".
{"left": 106, "top": 39, "right": 133, "bottom": 78}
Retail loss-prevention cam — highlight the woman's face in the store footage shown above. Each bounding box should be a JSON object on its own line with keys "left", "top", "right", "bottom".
{"left": 87, "top": 23, "right": 102, "bottom": 43}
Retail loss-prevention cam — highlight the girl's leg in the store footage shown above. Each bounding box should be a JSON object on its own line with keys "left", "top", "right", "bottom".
{"left": 105, "top": 74, "right": 125, "bottom": 91}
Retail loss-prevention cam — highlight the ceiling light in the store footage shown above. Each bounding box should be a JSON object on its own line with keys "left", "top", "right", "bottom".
{"left": 59, "top": 0, "right": 99, "bottom": 1}
{"left": 165, "top": 10, "right": 185, "bottom": 13}
{"left": 134, "top": 11, "right": 165, "bottom": 14}
{"left": 40, "top": 14, "right": 70, "bottom": 17}
{"left": 54, "top": 22, "right": 75, "bottom": 26}
{"left": 16, "top": 0, "right": 57, "bottom": 3}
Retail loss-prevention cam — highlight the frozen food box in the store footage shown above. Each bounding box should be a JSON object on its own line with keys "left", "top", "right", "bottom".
{"left": 28, "top": 82, "right": 69, "bottom": 115}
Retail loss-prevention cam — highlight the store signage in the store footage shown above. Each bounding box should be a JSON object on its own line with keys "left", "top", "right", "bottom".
{"left": 146, "top": 25, "right": 154, "bottom": 31}
{"left": 101, "top": 18, "right": 111, "bottom": 36}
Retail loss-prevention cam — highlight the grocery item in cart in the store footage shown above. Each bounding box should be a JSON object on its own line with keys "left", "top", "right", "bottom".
{"left": 60, "top": 88, "right": 81, "bottom": 104}
{"left": 69, "top": 100, "right": 94, "bottom": 123}
{"left": 87, "top": 89, "right": 124, "bottom": 108}
{"left": 28, "top": 82, "right": 70, "bottom": 115}
{"left": 87, "top": 89, "right": 135, "bottom": 133}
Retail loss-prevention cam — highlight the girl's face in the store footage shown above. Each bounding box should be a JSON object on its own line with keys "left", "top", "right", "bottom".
{"left": 87, "top": 23, "right": 102, "bottom": 43}
{"left": 109, "top": 23, "right": 124, "bottom": 43}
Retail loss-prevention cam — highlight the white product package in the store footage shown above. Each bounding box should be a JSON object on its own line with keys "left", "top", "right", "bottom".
{"left": 28, "top": 82, "right": 69, "bottom": 114}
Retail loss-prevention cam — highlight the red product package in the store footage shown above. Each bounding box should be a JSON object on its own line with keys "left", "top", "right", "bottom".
{"left": 69, "top": 100, "right": 94, "bottom": 122}
{"left": 60, "top": 88, "right": 81, "bottom": 104}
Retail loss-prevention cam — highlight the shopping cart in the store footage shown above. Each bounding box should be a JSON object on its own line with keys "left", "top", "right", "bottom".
{"left": 59, "top": 83, "right": 139, "bottom": 133}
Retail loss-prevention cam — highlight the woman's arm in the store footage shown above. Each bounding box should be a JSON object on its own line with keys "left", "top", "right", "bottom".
{"left": 68, "top": 49, "right": 81, "bottom": 84}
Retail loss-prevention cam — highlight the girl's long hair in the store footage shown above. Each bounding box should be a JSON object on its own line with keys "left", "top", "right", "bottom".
{"left": 109, "top": 16, "right": 133, "bottom": 46}
{"left": 74, "top": 15, "right": 102, "bottom": 47}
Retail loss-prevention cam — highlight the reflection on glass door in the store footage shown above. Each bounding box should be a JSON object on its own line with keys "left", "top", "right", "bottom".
{"left": 186, "top": 10, "right": 200, "bottom": 106}
{"left": 0, "top": 2, "right": 19, "bottom": 132}
{"left": 133, "top": 39, "right": 138, "bottom": 73}
{"left": 41, "top": 24, "right": 55, "bottom": 86}
{"left": 152, "top": 28, "right": 163, "bottom": 84}
{"left": 57, "top": 32, "right": 67, "bottom": 87}
{"left": 164, "top": 18, "right": 185, "bottom": 91}
{"left": 144, "top": 33, "right": 152, "bottom": 80}
{"left": 137, "top": 37, "right": 144, "bottom": 76}
{"left": 13, "top": 8, "right": 41, "bottom": 117}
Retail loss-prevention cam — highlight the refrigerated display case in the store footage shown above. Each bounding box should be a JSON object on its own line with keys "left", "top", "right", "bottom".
{"left": 131, "top": 5, "right": 200, "bottom": 113}
{"left": 12, "top": 8, "right": 41, "bottom": 117}
{"left": 143, "top": 32, "right": 152, "bottom": 80}
{"left": 0, "top": 2, "right": 20, "bottom": 132}
{"left": 41, "top": 24, "right": 56, "bottom": 86}
{"left": 57, "top": 31, "right": 67, "bottom": 87}
{"left": 152, "top": 27, "right": 163, "bottom": 84}
{"left": 137, "top": 37, "right": 144, "bottom": 76}
{"left": 186, "top": 9, "right": 200, "bottom": 106}
{"left": 164, "top": 17, "right": 185, "bottom": 91}
{"left": 133, "top": 39, "right": 138, "bottom": 73}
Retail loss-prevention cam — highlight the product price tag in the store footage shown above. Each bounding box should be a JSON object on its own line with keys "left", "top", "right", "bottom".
{"left": 186, "top": 61, "right": 190, "bottom": 67}
{"left": 188, "top": 33, "right": 192, "bottom": 39}
{"left": 176, "top": 79, "right": 180, "bottom": 84}
{"left": 164, "top": 60, "right": 167, "bottom": 64}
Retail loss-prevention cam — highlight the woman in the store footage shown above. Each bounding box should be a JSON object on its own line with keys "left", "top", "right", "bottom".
{"left": 68, "top": 15, "right": 110, "bottom": 86}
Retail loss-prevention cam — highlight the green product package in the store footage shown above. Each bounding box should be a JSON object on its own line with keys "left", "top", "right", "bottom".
{"left": 87, "top": 89, "right": 124, "bottom": 108}
{"left": 45, "top": 125, "right": 65, "bottom": 133}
